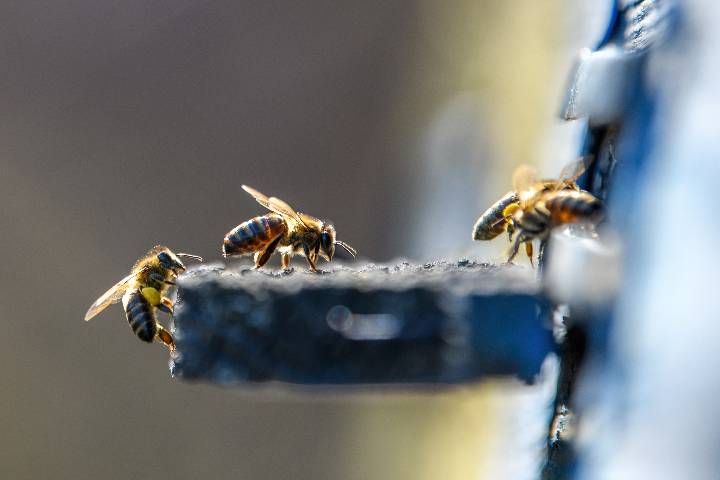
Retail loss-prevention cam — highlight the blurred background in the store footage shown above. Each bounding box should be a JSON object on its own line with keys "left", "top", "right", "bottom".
{"left": 0, "top": 1, "right": 612, "bottom": 478}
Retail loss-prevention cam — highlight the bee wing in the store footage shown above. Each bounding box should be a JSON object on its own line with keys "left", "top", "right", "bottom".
{"left": 512, "top": 165, "right": 537, "bottom": 206}
{"left": 241, "top": 185, "right": 272, "bottom": 206}
{"left": 558, "top": 155, "right": 595, "bottom": 186}
{"left": 242, "top": 185, "right": 309, "bottom": 228}
{"left": 84, "top": 266, "right": 148, "bottom": 321}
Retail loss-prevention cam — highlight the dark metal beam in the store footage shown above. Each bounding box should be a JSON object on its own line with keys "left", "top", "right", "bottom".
{"left": 171, "top": 261, "right": 554, "bottom": 386}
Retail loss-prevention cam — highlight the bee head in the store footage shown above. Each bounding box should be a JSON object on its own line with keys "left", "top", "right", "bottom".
{"left": 318, "top": 224, "right": 337, "bottom": 261}
{"left": 318, "top": 223, "right": 356, "bottom": 262}
{"left": 157, "top": 250, "right": 186, "bottom": 275}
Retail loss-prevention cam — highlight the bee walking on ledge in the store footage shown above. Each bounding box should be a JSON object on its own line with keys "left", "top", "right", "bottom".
{"left": 84, "top": 246, "right": 202, "bottom": 353}
{"left": 223, "top": 185, "right": 356, "bottom": 272}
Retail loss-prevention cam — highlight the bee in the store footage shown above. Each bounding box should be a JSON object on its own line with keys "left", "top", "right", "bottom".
{"left": 505, "top": 162, "right": 603, "bottom": 266}
{"left": 222, "top": 185, "right": 356, "bottom": 272}
{"left": 472, "top": 156, "right": 589, "bottom": 243}
{"left": 84, "top": 246, "right": 202, "bottom": 353}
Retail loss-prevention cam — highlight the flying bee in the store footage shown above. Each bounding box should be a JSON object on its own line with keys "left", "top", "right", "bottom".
{"left": 222, "top": 185, "right": 356, "bottom": 272}
{"left": 84, "top": 246, "right": 202, "bottom": 353}
{"left": 505, "top": 162, "right": 603, "bottom": 266}
{"left": 472, "top": 156, "right": 590, "bottom": 244}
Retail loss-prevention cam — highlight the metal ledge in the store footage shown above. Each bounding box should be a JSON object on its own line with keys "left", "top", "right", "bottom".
{"left": 171, "top": 261, "right": 554, "bottom": 386}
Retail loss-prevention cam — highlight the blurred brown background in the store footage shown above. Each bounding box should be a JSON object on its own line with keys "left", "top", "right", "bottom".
{"left": 0, "top": 1, "right": 607, "bottom": 478}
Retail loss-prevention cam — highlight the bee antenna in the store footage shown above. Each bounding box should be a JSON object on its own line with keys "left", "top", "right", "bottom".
{"left": 334, "top": 241, "right": 356, "bottom": 258}
{"left": 177, "top": 254, "right": 203, "bottom": 261}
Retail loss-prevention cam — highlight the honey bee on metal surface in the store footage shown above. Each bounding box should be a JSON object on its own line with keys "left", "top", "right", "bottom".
{"left": 222, "top": 185, "right": 356, "bottom": 272}
{"left": 472, "top": 156, "right": 589, "bottom": 244}
{"left": 84, "top": 246, "right": 202, "bottom": 353}
{"left": 505, "top": 161, "right": 603, "bottom": 266}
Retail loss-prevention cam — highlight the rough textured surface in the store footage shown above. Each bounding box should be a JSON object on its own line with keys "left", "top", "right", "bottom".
{"left": 170, "top": 261, "right": 554, "bottom": 386}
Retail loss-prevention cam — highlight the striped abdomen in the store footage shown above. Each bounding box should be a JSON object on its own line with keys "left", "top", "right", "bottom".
{"left": 122, "top": 289, "right": 156, "bottom": 343}
{"left": 223, "top": 214, "right": 286, "bottom": 257}
{"left": 518, "top": 190, "right": 602, "bottom": 234}
{"left": 473, "top": 191, "right": 519, "bottom": 241}
{"left": 543, "top": 190, "right": 602, "bottom": 225}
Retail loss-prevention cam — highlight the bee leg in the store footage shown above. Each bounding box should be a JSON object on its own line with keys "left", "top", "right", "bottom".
{"left": 281, "top": 254, "right": 290, "bottom": 270}
{"left": 507, "top": 235, "right": 522, "bottom": 263}
{"left": 538, "top": 240, "right": 547, "bottom": 274}
{"left": 155, "top": 297, "right": 174, "bottom": 315}
{"left": 149, "top": 272, "right": 177, "bottom": 286}
{"left": 254, "top": 251, "right": 272, "bottom": 269}
{"left": 526, "top": 242, "right": 534, "bottom": 269}
{"left": 507, "top": 230, "right": 532, "bottom": 263}
{"left": 302, "top": 243, "right": 317, "bottom": 272}
{"left": 254, "top": 233, "right": 283, "bottom": 269}
{"left": 155, "top": 325, "right": 175, "bottom": 354}
{"left": 310, "top": 243, "right": 320, "bottom": 265}
{"left": 140, "top": 286, "right": 161, "bottom": 306}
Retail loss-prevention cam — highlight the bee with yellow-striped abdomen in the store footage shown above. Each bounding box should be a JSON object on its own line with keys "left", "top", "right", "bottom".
{"left": 84, "top": 246, "right": 202, "bottom": 353}
{"left": 505, "top": 161, "right": 603, "bottom": 265}
{"left": 223, "top": 185, "right": 356, "bottom": 272}
{"left": 472, "top": 156, "right": 590, "bottom": 244}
